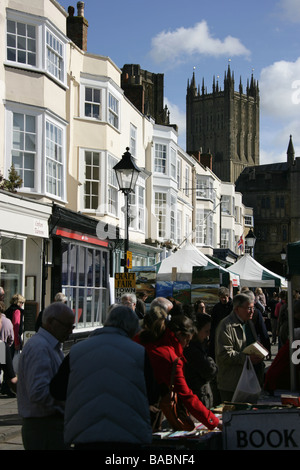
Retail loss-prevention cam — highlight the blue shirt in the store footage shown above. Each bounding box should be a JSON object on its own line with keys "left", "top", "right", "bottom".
{"left": 17, "top": 328, "right": 65, "bottom": 418}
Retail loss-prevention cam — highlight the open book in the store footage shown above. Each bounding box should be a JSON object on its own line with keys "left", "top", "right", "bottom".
{"left": 242, "top": 341, "right": 269, "bottom": 359}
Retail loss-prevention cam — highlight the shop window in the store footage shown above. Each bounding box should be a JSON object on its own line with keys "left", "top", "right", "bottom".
{"left": 0, "top": 236, "right": 25, "bottom": 306}
{"left": 61, "top": 241, "right": 109, "bottom": 329}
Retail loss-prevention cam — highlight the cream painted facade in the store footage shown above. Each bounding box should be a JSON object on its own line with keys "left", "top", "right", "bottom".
{"left": 0, "top": 0, "right": 253, "bottom": 331}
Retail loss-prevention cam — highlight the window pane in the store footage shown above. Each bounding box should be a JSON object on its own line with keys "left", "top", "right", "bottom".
{"left": 24, "top": 169, "right": 34, "bottom": 187}
{"left": 27, "top": 24, "right": 36, "bottom": 38}
{"left": 17, "top": 22, "right": 26, "bottom": 36}
{"left": 94, "top": 89, "right": 100, "bottom": 103}
{"left": 7, "top": 20, "right": 15, "bottom": 33}
{"left": 85, "top": 87, "right": 92, "bottom": 101}
{"left": 24, "top": 153, "right": 34, "bottom": 169}
{"left": 13, "top": 113, "right": 24, "bottom": 131}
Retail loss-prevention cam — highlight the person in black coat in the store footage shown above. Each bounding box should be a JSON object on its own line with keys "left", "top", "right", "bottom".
{"left": 184, "top": 313, "right": 217, "bottom": 409}
{"left": 208, "top": 287, "right": 233, "bottom": 359}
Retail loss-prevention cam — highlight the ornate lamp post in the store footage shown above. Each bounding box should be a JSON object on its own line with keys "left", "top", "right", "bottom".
{"left": 113, "top": 148, "right": 141, "bottom": 272}
{"left": 245, "top": 228, "right": 256, "bottom": 257}
{"left": 280, "top": 247, "right": 287, "bottom": 277}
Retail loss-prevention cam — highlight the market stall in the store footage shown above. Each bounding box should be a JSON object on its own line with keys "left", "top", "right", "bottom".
{"left": 155, "top": 242, "right": 239, "bottom": 305}
{"left": 227, "top": 253, "right": 287, "bottom": 288}
{"left": 156, "top": 242, "right": 238, "bottom": 283}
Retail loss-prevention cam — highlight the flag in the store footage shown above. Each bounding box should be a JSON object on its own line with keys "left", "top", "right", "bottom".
{"left": 237, "top": 235, "right": 244, "bottom": 250}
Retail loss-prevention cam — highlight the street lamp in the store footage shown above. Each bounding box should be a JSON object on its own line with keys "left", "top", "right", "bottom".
{"left": 280, "top": 247, "right": 287, "bottom": 277}
{"left": 113, "top": 147, "right": 141, "bottom": 272}
{"left": 245, "top": 228, "right": 256, "bottom": 257}
{"left": 280, "top": 247, "right": 286, "bottom": 262}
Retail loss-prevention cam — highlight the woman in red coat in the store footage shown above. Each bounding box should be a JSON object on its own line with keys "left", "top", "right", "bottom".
{"left": 137, "top": 309, "right": 222, "bottom": 431}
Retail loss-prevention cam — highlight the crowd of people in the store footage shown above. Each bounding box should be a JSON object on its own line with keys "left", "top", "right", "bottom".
{"left": 0, "top": 284, "right": 298, "bottom": 450}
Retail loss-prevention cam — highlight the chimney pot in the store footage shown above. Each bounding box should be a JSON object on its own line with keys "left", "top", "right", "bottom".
{"left": 77, "top": 1, "right": 84, "bottom": 17}
{"left": 68, "top": 6, "right": 74, "bottom": 17}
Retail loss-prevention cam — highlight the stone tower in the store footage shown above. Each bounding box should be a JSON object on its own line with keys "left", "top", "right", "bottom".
{"left": 121, "top": 64, "right": 173, "bottom": 127}
{"left": 186, "top": 64, "right": 260, "bottom": 183}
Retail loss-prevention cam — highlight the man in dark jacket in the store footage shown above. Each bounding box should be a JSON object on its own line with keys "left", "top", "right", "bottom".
{"left": 208, "top": 287, "right": 233, "bottom": 360}
{"left": 50, "top": 306, "right": 153, "bottom": 449}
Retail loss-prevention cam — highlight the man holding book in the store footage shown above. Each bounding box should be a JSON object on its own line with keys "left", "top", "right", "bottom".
{"left": 215, "top": 293, "right": 266, "bottom": 403}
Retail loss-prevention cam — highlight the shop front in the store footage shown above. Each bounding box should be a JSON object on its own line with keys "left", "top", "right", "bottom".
{"left": 49, "top": 205, "right": 112, "bottom": 336}
{"left": 0, "top": 191, "right": 52, "bottom": 328}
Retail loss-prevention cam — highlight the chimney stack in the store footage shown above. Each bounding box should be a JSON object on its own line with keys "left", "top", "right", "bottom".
{"left": 66, "top": 2, "right": 88, "bottom": 51}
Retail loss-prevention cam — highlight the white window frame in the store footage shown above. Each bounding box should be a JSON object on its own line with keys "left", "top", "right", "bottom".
{"left": 221, "top": 195, "right": 231, "bottom": 215}
{"left": 11, "top": 111, "right": 36, "bottom": 189}
{"left": 46, "top": 28, "right": 65, "bottom": 82}
{"left": 170, "top": 147, "right": 176, "bottom": 180}
{"left": 80, "top": 77, "right": 121, "bottom": 130}
{"left": 45, "top": 118, "right": 64, "bottom": 198}
{"left": 184, "top": 166, "right": 190, "bottom": 196}
{"left": 221, "top": 228, "right": 231, "bottom": 249}
{"left": 177, "top": 209, "right": 182, "bottom": 244}
{"left": 177, "top": 160, "right": 181, "bottom": 188}
{"left": 83, "top": 150, "right": 101, "bottom": 211}
{"left": 84, "top": 87, "right": 102, "bottom": 120}
{"left": 155, "top": 192, "right": 167, "bottom": 238}
{"left": 170, "top": 195, "right": 177, "bottom": 240}
{"left": 244, "top": 215, "right": 253, "bottom": 226}
{"left": 107, "top": 154, "right": 118, "bottom": 216}
{"left": 130, "top": 123, "right": 137, "bottom": 157}
{"left": 128, "top": 179, "right": 145, "bottom": 233}
{"left": 5, "top": 103, "right": 66, "bottom": 200}
{"left": 108, "top": 92, "right": 119, "bottom": 130}
{"left": 154, "top": 143, "right": 167, "bottom": 174}
{"left": 6, "top": 9, "right": 67, "bottom": 87}
{"left": 196, "top": 208, "right": 213, "bottom": 246}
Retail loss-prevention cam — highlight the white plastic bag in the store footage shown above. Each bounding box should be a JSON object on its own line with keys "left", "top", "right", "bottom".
{"left": 232, "top": 356, "right": 261, "bottom": 404}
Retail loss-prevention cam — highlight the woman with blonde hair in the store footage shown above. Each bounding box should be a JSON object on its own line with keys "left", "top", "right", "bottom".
{"left": 255, "top": 287, "right": 266, "bottom": 307}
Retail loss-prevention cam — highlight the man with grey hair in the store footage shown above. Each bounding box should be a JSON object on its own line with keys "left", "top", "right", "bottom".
{"left": 17, "top": 302, "right": 75, "bottom": 450}
{"left": 149, "top": 297, "right": 173, "bottom": 314}
{"left": 215, "top": 292, "right": 264, "bottom": 403}
{"left": 50, "top": 305, "right": 152, "bottom": 449}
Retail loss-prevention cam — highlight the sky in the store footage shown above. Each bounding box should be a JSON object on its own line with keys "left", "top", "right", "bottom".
{"left": 58, "top": 0, "right": 300, "bottom": 165}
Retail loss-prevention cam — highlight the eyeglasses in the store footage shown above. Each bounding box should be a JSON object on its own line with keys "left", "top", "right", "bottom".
{"left": 240, "top": 305, "right": 255, "bottom": 312}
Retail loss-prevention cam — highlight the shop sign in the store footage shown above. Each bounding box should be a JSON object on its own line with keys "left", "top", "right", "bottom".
{"left": 115, "top": 272, "right": 136, "bottom": 301}
{"left": 223, "top": 409, "right": 300, "bottom": 450}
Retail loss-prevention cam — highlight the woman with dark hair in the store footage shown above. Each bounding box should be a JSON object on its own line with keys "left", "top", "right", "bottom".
{"left": 184, "top": 313, "right": 217, "bottom": 409}
{"left": 137, "top": 312, "right": 222, "bottom": 431}
{"left": 5, "top": 293, "right": 25, "bottom": 358}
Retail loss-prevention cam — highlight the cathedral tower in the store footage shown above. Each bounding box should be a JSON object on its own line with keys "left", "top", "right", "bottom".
{"left": 186, "top": 64, "right": 260, "bottom": 182}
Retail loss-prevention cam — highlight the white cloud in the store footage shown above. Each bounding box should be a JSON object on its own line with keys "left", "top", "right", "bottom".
{"left": 278, "top": 0, "right": 300, "bottom": 22}
{"left": 150, "top": 21, "right": 251, "bottom": 65}
{"left": 164, "top": 98, "right": 186, "bottom": 147}
{"left": 260, "top": 57, "right": 300, "bottom": 119}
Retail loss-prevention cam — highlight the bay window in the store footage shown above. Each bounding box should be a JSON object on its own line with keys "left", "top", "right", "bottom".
{"left": 6, "top": 11, "right": 67, "bottom": 86}
{"left": 6, "top": 104, "right": 66, "bottom": 200}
